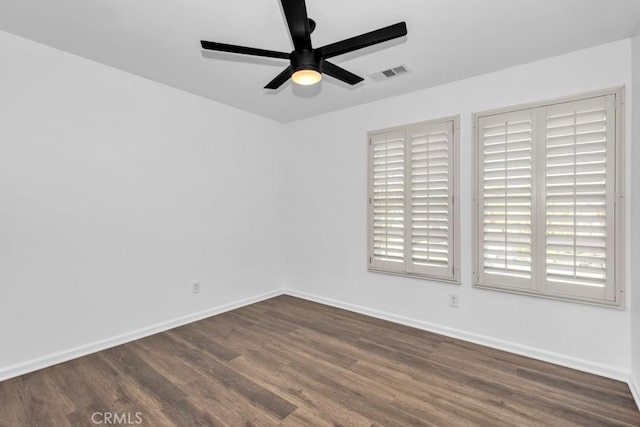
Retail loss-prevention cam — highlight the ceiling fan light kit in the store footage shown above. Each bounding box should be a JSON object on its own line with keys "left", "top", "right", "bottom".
{"left": 200, "top": 0, "right": 407, "bottom": 90}
{"left": 292, "top": 69, "right": 322, "bottom": 85}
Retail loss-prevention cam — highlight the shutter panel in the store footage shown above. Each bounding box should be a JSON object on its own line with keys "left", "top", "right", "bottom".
{"left": 369, "top": 130, "right": 406, "bottom": 271}
{"left": 541, "top": 95, "right": 616, "bottom": 301}
{"left": 477, "top": 109, "right": 535, "bottom": 290}
{"left": 407, "top": 121, "right": 455, "bottom": 278}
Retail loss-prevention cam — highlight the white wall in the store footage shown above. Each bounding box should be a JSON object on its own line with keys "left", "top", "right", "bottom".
{"left": 284, "top": 39, "right": 633, "bottom": 378}
{"left": 0, "top": 30, "right": 287, "bottom": 376}
{"left": 631, "top": 29, "right": 640, "bottom": 399}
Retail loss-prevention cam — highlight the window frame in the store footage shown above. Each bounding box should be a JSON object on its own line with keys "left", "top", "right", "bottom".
{"left": 368, "top": 115, "right": 461, "bottom": 284}
{"left": 472, "top": 88, "right": 625, "bottom": 308}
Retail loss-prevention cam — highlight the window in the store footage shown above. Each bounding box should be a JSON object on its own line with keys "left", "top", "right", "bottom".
{"left": 368, "top": 116, "right": 460, "bottom": 283}
{"left": 473, "top": 89, "right": 624, "bottom": 306}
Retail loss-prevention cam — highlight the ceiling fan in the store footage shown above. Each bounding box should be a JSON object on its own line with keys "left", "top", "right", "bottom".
{"left": 200, "top": 0, "right": 407, "bottom": 89}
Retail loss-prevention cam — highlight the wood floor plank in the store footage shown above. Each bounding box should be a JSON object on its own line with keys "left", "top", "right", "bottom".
{"left": 350, "top": 358, "right": 542, "bottom": 427}
{"left": 428, "top": 340, "right": 640, "bottom": 425}
{"left": 184, "top": 376, "right": 283, "bottom": 427}
{"left": 163, "top": 331, "right": 298, "bottom": 421}
{"left": 0, "top": 378, "right": 30, "bottom": 427}
{"left": 100, "top": 345, "right": 188, "bottom": 407}
{"left": 13, "top": 375, "right": 71, "bottom": 427}
{"left": 279, "top": 408, "right": 337, "bottom": 427}
{"left": 130, "top": 337, "right": 204, "bottom": 388}
{"left": 171, "top": 323, "right": 241, "bottom": 362}
{"left": 228, "top": 355, "right": 376, "bottom": 426}
{"left": 0, "top": 295, "right": 638, "bottom": 426}
{"left": 161, "top": 398, "right": 225, "bottom": 427}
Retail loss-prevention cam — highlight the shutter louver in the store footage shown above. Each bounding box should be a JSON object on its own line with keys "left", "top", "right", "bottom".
{"left": 542, "top": 95, "right": 616, "bottom": 301}
{"left": 370, "top": 130, "right": 405, "bottom": 270}
{"left": 477, "top": 110, "right": 534, "bottom": 289}
{"left": 408, "top": 122, "right": 454, "bottom": 278}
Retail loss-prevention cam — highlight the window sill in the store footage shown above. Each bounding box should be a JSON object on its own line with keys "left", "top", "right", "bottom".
{"left": 368, "top": 267, "right": 460, "bottom": 285}
{"left": 473, "top": 282, "right": 624, "bottom": 309}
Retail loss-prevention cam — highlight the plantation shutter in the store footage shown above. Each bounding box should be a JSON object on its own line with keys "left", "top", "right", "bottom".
{"left": 475, "top": 90, "right": 622, "bottom": 305}
{"left": 407, "top": 121, "right": 454, "bottom": 278}
{"left": 369, "top": 130, "right": 406, "bottom": 272}
{"left": 540, "top": 95, "right": 616, "bottom": 301}
{"left": 477, "top": 109, "right": 535, "bottom": 290}
{"left": 369, "top": 117, "right": 459, "bottom": 281}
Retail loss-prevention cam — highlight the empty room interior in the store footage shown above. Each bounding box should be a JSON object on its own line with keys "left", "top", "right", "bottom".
{"left": 2, "top": 0, "right": 640, "bottom": 425}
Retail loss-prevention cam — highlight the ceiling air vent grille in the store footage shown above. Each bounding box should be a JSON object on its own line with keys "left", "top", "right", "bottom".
{"left": 370, "top": 65, "right": 409, "bottom": 82}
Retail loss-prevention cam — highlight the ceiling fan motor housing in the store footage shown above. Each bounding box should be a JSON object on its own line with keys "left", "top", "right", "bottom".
{"left": 291, "top": 49, "right": 322, "bottom": 73}
{"left": 200, "top": 0, "right": 407, "bottom": 89}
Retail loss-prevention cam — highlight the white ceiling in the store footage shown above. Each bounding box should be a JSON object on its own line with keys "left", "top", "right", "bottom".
{"left": 1, "top": 0, "right": 639, "bottom": 123}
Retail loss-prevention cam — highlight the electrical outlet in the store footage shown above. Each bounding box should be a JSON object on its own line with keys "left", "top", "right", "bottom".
{"left": 192, "top": 281, "right": 200, "bottom": 294}
{"left": 449, "top": 294, "right": 459, "bottom": 308}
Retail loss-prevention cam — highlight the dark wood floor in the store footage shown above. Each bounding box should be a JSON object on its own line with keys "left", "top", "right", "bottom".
{"left": 0, "top": 295, "right": 638, "bottom": 426}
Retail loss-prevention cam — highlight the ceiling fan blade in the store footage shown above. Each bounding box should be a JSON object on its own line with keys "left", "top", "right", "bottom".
{"left": 201, "top": 41, "right": 290, "bottom": 59}
{"left": 281, "top": 0, "right": 312, "bottom": 50}
{"left": 321, "top": 60, "right": 364, "bottom": 85}
{"left": 264, "top": 66, "right": 293, "bottom": 89}
{"left": 319, "top": 22, "right": 407, "bottom": 59}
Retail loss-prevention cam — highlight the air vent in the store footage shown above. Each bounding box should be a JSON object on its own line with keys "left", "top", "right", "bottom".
{"left": 392, "top": 66, "right": 408, "bottom": 75}
{"left": 369, "top": 65, "right": 410, "bottom": 82}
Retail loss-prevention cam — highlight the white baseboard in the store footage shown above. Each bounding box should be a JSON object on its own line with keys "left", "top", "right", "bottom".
{"left": 0, "top": 289, "right": 284, "bottom": 382}
{"left": 2, "top": 285, "right": 636, "bottom": 411}
{"left": 283, "top": 289, "right": 630, "bottom": 383}
{"left": 630, "top": 374, "right": 640, "bottom": 411}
